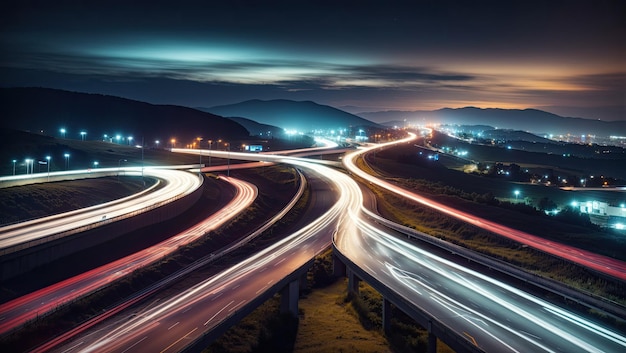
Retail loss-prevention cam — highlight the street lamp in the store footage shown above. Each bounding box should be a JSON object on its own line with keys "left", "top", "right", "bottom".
{"left": 80, "top": 131, "right": 86, "bottom": 141}
{"left": 46, "top": 156, "right": 51, "bottom": 180}
{"left": 25, "top": 158, "right": 32, "bottom": 174}
{"left": 225, "top": 142, "right": 230, "bottom": 177}
{"left": 118, "top": 159, "right": 127, "bottom": 181}
{"left": 208, "top": 140, "right": 213, "bottom": 167}
{"left": 64, "top": 153, "right": 70, "bottom": 170}
{"left": 128, "top": 136, "right": 133, "bottom": 145}
{"left": 12, "top": 159, "right": 16, "bottom": 175}
{"left": 514, "top": 190, "right": 520, "bottom": 200}
{"left": 93, "top": 161, "right": 99, "bottom": 168}
{"left": 60, "top": 128, "right": 66, "bottom": 138}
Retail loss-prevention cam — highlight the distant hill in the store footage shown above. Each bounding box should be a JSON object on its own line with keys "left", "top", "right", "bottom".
{"left": 206, "top": 99, "right": 383, "bottom": 133}
{"left": 0, "top": 87, "right": 250, "bottom": 144}
{"left": 360, "top": 107, "right": 626, "bottom": 138}
{"left": 225, "top": 116, "right": 286, "bottom": 139}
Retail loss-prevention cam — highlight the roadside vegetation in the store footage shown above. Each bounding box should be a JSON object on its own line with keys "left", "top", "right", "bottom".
{"left": 355, "top": 152, "right": 626, "bottom": 309}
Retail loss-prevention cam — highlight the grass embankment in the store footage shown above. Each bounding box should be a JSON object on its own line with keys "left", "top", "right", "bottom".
{"left": 0, "top": 176, "right": 153, "bottom": 225}
{"left": 0, "top": 165, "right": 301, "bottom": 352}
{"left": 355, "top": 155, "right": 626, "bottom": 308}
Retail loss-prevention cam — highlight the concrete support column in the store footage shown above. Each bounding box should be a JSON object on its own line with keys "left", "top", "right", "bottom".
{"left": 382, "top": 297, "right": 392, "bottom": 333}
{"left": 348, "top": 269, "right": 360, "bottom": 295}
{"left": 332, "top": 252, "right": 346, "bottom": 277}
{"left": 299, "top": 272, "right": 308, "bottom": 291}
{"left": 280, "top": 279, "right": 299, "bottom": 318}
{"left": 428, "top": 321, "right": 437, "bottom": 353}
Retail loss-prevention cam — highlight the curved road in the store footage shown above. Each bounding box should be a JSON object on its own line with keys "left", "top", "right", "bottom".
{"left": 0, "top": 175, "right": 256, "bottom": 335}
{"left": 0, "top": 167, "right": 202, "bottom": 255}
{"left": 343, "top": 133, "right": 626, "bottom": 281}
{"left": 49, "top": 160, "right": 349, "bottom": 353}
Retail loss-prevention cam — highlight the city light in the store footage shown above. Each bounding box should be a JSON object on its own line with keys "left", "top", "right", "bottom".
{"left": 64, "top": 153, "right": 70, "bottom": 170}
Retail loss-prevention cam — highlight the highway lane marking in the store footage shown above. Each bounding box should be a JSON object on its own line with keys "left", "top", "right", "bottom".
{"left": 204, "top": 300, "right": 234, "bottom": 326}
{"left": 210, "top": 291, "right": 224, "bottom": 301}
{"left": 273, "top": 258, "right": 286, "bottom": 267}
{"left": 229, "top": 300, "right": 247, "bottom": 312}
{"left": 256, "top": 285, "right": 268, "bottom": 294}
{"left": 167, "top": 322, "right": 180, "bottom": 330}
{"left": 231, "top": 284, "right": 241, "bottom": 291}
{"left": 519, "top": 330, "right": 542, "bottom": 340}
{"left": 160, "top": 327, "right": 197, "bottom": 353}
{"left": 121, "top": 336, "right": 147, "bottom": 353}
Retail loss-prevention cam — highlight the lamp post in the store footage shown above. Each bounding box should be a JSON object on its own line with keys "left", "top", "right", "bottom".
{"left": 208, "top": 140, "right": 213, "bottom": 167}
{"left": 225, "top": 142, "right": 230, "bottom": 177}
{"left": 12, "top": 159, "right": 16, "bottom": 175}
{"left": 514, "top": 190, "right": 520, "bottom": 201}
{"left": 80, "top": 131, "right": 86, "bottom": 141}
{"left": 128, "top": 136, "right": 133, "bottom": 145}
{"left": 60, "top": 128, "right": 66, "bottom": 139}
{"left": 46, "top": 156, "right": 51, "bottom": 181}
{"left": 118, "top": 159, "right": 127, "bottom": 181}
{"left": 25, "top": 158, "right": 32, "bottom": 174}
{"left": 64, "top": 153, "right": 70, "bottom": 170}
{"left": 93, "top": 161, "right": 99, "bottom": 168}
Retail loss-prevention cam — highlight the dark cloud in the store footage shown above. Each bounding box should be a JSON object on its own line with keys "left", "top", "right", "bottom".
{"left": 1, "top": 0, "right": 624, "bottom": 120}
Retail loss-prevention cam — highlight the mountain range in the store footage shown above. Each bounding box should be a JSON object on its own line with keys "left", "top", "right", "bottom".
{"left": 205, "top": 99, "right": 383, "bottom": 133}
{"left": 0, "top": 87, "right": 250, "bottom": 144}
{"left": 359, "top": 107, "right": 626, "bottom": 138}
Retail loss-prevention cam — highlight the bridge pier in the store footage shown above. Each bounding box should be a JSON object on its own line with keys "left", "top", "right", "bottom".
{"left": 382, "top": 297, "right": 392, "bottom": 333}
{"left": 280, "top": 279, "right": 300, "bottom": 318}
{"left": 348, "top": 268, "right": 360, "bottom": 294}
{"left": 428, "top": 321, "right": 437, "bottom": 353}
{"left": 332, "top": 252, "right": 346, "bottom": 277}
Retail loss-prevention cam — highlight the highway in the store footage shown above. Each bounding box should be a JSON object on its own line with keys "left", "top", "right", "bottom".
{"left": 0, "top": 175, "right": 256, "bottom": 335}
{"left": 0, "top": 167, "right": 202, "bottom": 255}
{"left": 343, "top": 133, "right": 626, "bottom": 281}
{"left": 7, "top": 137, "right": 626, "bottom": 352}
{"left": 49, "top": 159, "right": 351, "bottom": 353}
{"left": 51, "top": 145, "right": 626, "bottom": 353}
{"left": 339, "top": 207, "right": 626, "bottom": 352}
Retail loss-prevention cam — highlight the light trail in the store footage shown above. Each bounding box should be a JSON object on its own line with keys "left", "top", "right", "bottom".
{"left": 342, "top": 133, "right": 626, "bottom": 281}
{"left": 0, "top": 176, "right": 256, "bottom": 335}
{"left": 0, "top": 167, "right": 202, "bottom": 254}
{"left": 49, "top": 158, "right": 359, "bottom": 353}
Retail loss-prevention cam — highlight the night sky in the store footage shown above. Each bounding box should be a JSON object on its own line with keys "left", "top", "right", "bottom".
{"left": 1, "top": 0, "right": 624, "bottom": 121}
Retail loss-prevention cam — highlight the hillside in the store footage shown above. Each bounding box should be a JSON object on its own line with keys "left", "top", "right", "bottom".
{"left": 361, "top": 107, "right": 626, "bottom": 138}
{"left": 0, "top": 87, "right": 250, "bottom": 144}
{"left": 205, "top": 99, "right": 383, "bottom": 133}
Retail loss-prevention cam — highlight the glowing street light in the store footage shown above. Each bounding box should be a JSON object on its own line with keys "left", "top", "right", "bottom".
{"left": 208, "top": 140, "right": 213, "bottom": 167}
{"left": 12, "top": 159, "right": 16, "bottom": 175}
{"left": 514, "top": 190, "right": 520, "bottom": 200}
{"left": 46, "top": 155, "right": 51, "bottom": 181}
{"left": 128, "top": 136, "right": 133, "bottom": 145}
{"left": 25, "top": 158, "right": 33, "bottom": 174}
{"left": 64, "top": 153, "right": 70, "bottom": 170}
{"left": 60, "top": 128, "right": 66, "bottom": 138}
{"left": 93, "top": 161, "right": 99, "bottom": 168}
